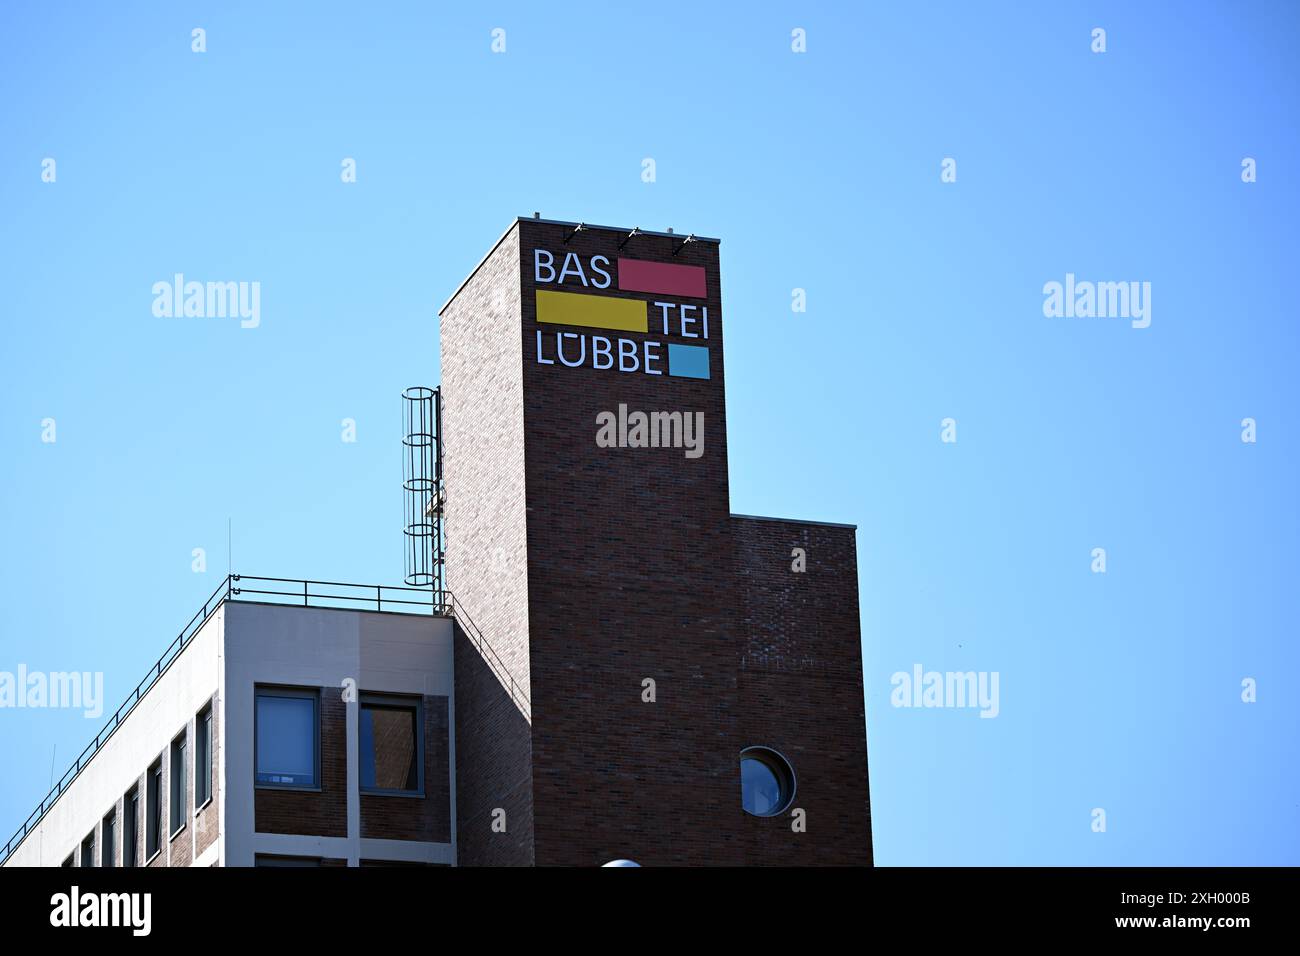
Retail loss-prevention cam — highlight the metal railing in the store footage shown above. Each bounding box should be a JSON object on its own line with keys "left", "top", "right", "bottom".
{"left": 0, "top": 575, "right": 233, "bottom": 866}
{"left": 0, "top": 573, "right": 530, "bottom": 865}
{"left": 442, "top": 590, "right": 531, "bottom": 722}
{"left": 229, "top": 574, "right": 446, "bottom": 615}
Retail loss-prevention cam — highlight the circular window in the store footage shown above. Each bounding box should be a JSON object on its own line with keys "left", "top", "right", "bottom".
{"left": 740, "top": 747, "right": 796, "bottom": 817}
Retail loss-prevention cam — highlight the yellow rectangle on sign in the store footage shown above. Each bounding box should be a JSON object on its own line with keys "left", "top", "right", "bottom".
{"left": 535, "top": 289, "right": 647, "bottom": 333}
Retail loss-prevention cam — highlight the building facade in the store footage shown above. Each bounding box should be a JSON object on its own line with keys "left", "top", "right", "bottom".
{"left": 442, "top": 217, "right": 872, "bottom": 866}
{"left": 4, "top": 596, "right": 454, "bottom": 867}
{"left": 2, "top": 217, "right": 872, "bottom": 867}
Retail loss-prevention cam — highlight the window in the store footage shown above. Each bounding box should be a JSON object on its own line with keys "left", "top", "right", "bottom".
{"left": 254, "top": 855, "right": 322, "bottom": 867}
{"left": 740, "top": 746, "right": 796, "bottom": 817}
{"left": 80, "top": 831, "right": 95, "bottom": 868}
{"left": 255, "top": 687, "right": 319, "bottom": 788}
{"left": 123, "top": 786, "right": 139, "bottom": 867}
{"left": 169, "top": 731, "right": 187, "bottom": 837}
{"left": 360, "top": 694, "right": 422, "bottom": 794}
{"left": 195, "top": 702, "right": 213, "bottom": 809}
{"left": 145, "top": 759, "right": 162, "bottom": 860}
{"left": 361, "top": 859, "right": 430, "bottom": 867}
{"left": 102, "top": 809, "right": 116, "bottom": 869}
{"left": 61, "top": 854, "right": 73, "bottom": 868}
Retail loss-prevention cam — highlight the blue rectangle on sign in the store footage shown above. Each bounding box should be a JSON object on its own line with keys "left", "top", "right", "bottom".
{"left": 668, "top": 344, "right": 710, "bottom": 380}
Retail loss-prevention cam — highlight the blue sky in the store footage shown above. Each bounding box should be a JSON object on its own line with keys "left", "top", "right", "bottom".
{"left": 1, "top": 1, "right": 1297, "bottom": 864}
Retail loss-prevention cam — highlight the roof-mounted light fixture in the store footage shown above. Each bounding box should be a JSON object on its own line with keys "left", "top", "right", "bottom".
{"left": 617, "top": 227, "right": 640, "bottom": 251}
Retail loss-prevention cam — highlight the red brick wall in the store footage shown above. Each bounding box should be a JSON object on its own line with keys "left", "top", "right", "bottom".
{"left": 441, "top": 225, "right": 536, "bottom": 866}
{"left": 515, "top": 221, "right": 746, "bottom": 865}
{"left": 254, "top": 691, "right": 347, "bottom": 837}
{"left": 731, "top": 516, "right": 873, "bottom": 865}
{"left": 440, "top": 219, "right": 872, "bottom": 866}
{"left": 452, "top": 622, "right": 534, "bottom": 865}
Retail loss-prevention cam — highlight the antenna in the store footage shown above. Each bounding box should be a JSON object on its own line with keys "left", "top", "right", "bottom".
{"left": 402, "top": 387, "right": 445, "bottom": 598}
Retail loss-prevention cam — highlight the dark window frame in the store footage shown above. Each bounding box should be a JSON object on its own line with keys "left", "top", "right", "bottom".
{"left": 169, "top": 730, "right": 187, "bottom": 839}
{"left": 123, "top": 786, "right": 139, "bottom": 867}
{"left": 739, "top": 745, "right": 798, "bottom": 818}
{"left": 359, "top": 692, "right": 424, "bottom": 797}
{"left": 360, "top": 859, "right": 430, "bottom": 867}
{"left": 80, "top": 830, "right": 95, "bottom": 868}
{"left": 254, "top": 855, "right": 323, "bottom": 867}
{"left": 195, "top": 701, "right": 213, "bottom": 811}
{"left": 145, "top": 757, "right": 163, "bottom": 862}
{"left": 254, "top": 686, "right": 321, "bottom": 791}
{"left": 102, "top": 808, "right": 116, "bottom": 869}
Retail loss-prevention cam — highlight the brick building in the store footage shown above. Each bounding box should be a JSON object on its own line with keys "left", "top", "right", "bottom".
{"left": 1, "top": 216, "right": 872, "bottom": 867}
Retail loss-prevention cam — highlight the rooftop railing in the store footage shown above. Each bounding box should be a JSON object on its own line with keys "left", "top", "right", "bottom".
{"left": 230, "top": 574, "right": 446, "bottom": 614}
{"left": 0, "top": 573, "right": 529, "bottom": 865}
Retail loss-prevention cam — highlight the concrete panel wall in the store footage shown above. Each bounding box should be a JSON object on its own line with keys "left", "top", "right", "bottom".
{"left": 221, "top": 602, "right": 453, "bottom": 867}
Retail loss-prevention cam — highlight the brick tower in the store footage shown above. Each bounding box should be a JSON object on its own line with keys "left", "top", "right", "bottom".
{"left": 440, "top": 217, "right": 872, "bottom": 866}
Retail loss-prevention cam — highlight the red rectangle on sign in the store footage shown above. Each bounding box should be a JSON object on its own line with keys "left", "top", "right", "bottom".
{"left": 617, "top": 258, "right": 707, "bottom": 298}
